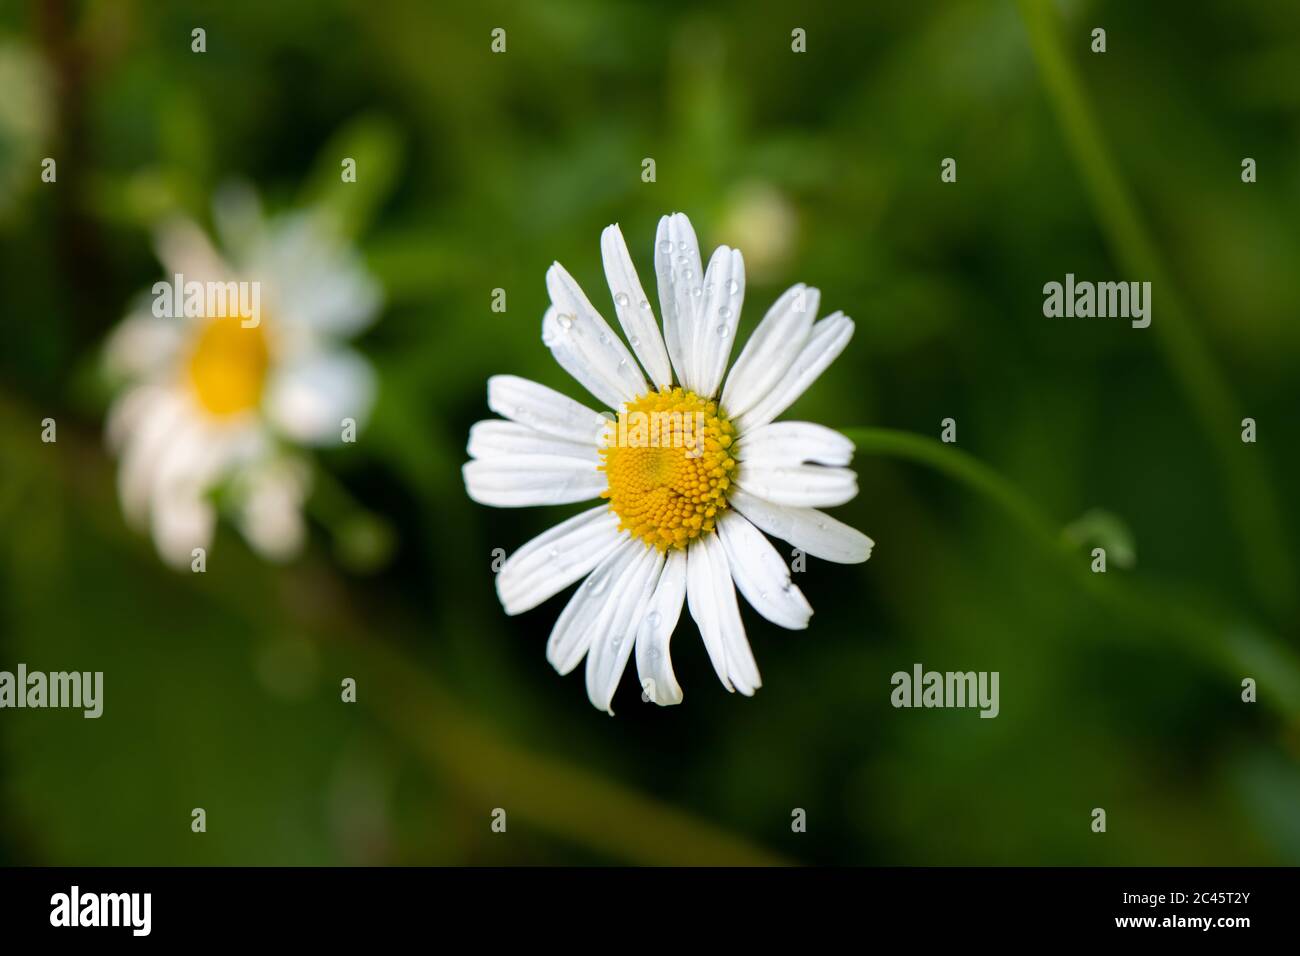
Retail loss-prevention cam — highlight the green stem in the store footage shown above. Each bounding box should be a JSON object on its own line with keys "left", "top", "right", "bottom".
{"left": 842, "top": 426, "right": 1300, "bottom": 721}
{"left": 1015, "top": 0, "right": 1294, "bottom": 614}
{"left": 840, "top": 427, "right": 1061, "bottom": 553}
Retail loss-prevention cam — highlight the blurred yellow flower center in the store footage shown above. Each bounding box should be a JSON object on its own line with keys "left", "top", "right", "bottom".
{"left": 186, "top": 315, "right": 270, "bottom": 417}
{"left": 600, "top": 387, "right": 737, "bottom": 551}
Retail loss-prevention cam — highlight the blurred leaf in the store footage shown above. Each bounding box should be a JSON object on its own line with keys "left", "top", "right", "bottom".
{"left": 299, "top": 114, "right": 403, "bottom": 239}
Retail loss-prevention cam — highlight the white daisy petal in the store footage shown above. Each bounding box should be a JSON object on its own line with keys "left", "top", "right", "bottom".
{"left": 686, "top": 532, "right": 761, "bottom": 696}
{"left": 106, "top": 383, "right": 166, "bottom": 453}
{"left": 654, "top": 213, "right": 703, "bottom": 389}
{"left": 735, "top": 311, "right": 854, "bottom": 432}
{"left": 730, "top": 486, "right": 873, "bottom": 564}
{"left": 467, "top": 420, "right": 601, "bottom": 463}
{"left": 586, "top": 544, "right": 664, "bottom": 714}
{"left": 487, "top": 374, "right": 611, "bottom": 444}
{"left": 601, "top": 223, "right": 673, "bottom": 388}
{"left": 495, "top": 506, "right": 624, "bottom": 615}
{"left": 462, "top": 455, "right": 606, "bottom": 508}
{"left": 233, "top": 458, "right": 310, "bottom": 561}
{"left": 717, "top": 510, "right": 812, "bottom": 630}
{"left": 254, "top": 212, "right": 382, "bottom": 339}
{"left": 736, "top": 463, "right": 858, "bottom": 509}
{"left": 116, "top": 392, "right": 190, "bottom": 525}
{"left": 541, "top": 306, "right": 629, "bottom": 412}
{"left": 150, "top": 487, "right": 216, "bottom": 569}
{"left": 545, "top": 262, "right": 647, "bottom": 407}
{"left": 684, "top": 538, "right": 730, "bottom": 691}
{"left": 635, "top": 548, "right": 688, "bottom": 706}
{"left": 546, "top": 538, "right": 642, "bottom": 676}
{"left": 154, "top": 217, "right": 231, "bottom": 283}
{"left": 721, "top": 284, "right": 819, "bottom": 418}
{"left": 104, "top": 310, "right": 185, "bottom": 380}
{"left": 151, "top": 417, "right": 239, "bottom": 502}
{"left": 265, "top": 349, "right": 376, "bottom": 446}
{"left": 695, "top": 246, "right": 745, "bottom": 399}
{"left": 736, "top": 421, "right": 854, "bottom": 467}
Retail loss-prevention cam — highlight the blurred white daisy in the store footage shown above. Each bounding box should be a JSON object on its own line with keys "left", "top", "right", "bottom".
{"left": 104, "top": 186, "right": 381, "bottom": 568}
{"left": 464, "top": 212, "right": 872, "bottom": 713}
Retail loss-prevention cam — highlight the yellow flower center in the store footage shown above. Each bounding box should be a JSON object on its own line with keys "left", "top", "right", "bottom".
{"left": 600, "top": 387, "right": 738, "bottom": 551}
{"left": 186, "top": 315, "right": 270, "bottom": 417}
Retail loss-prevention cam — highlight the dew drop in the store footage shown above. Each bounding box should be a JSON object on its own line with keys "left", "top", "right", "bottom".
{"left": 719, "top": 306, "right": 733, "bottom": 320}
{"left": 557, "top": 313, "right": 574, "bottom": 330}
{"left": 716, "top": 324, "right": 729, "bottom": 337}
{"left": 614, "top": 292, "right": 630, "bottom": 307}
{"left": 639, "top": 299, "right": 651, "bottom": 312}
{"left": 629, "top": 335, "right": 640, "bottom": 347}
{"left": 727, "top": 279, "right": 740, "bottom": 295}
{"left": 646, "top": 610, "right": 661, "bottom": 630}
{"left": 658, "top": 239, "right": 672, "bottom": 253}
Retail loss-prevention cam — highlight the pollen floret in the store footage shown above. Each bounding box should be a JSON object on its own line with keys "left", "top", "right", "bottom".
{"left": 600, "top": 387, "right": 737, "bottom": 550}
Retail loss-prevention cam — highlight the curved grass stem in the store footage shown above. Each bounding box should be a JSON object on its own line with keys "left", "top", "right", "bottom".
{"left": 1015, "top": 0, "right": 1294, "bottom": 615}
{"left": 842, "top": 426, "right": 1300, "bottom": 722}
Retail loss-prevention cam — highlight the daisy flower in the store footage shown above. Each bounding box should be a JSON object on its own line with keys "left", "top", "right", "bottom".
{"left": 103, "top": 186, "right": 381, "bottom": 568}
{"left": 464, "top": 212, "right": 873, "bottom": 712}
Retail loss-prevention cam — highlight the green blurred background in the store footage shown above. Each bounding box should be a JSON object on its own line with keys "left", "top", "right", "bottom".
{"left": 1, "top": 0, "right": 1298, "bottom": 865}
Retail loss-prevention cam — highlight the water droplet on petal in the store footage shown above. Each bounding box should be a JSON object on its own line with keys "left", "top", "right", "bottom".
{"left": 557, "top": 314, "right": 574, "bottom": 330}
{"left": 639, "top": 299, "right": 652, "bottom": 312}
{"left": 727, "top": 279, "right": 740, "bottom": 295}
{"left": 646, "top": 610, "right": 661, "bottom": 629}
{"left": 716, "top": 324, "right": 729, "bottom": 336}
{"left": 719, "top": 306, "right": 733, "bottom": 320}
{"left": 614, "top": 292, "right": 630, "bottom": 307}
{"left": 658, "top": 240, "right": 672, "bottom": 253}
{"left": 629, "top": 335, "right": 640, "bottom": 347}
